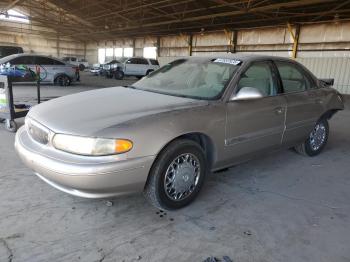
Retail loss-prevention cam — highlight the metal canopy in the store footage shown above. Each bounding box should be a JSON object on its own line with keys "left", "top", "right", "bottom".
{"left": 0, "top": 0, "right": 349, "bottom": 40}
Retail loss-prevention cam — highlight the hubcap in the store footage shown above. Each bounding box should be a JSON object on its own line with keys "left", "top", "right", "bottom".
{"left": 164, "top": 153, "right": 200, "bottom": 201}
{"left": 310, "top": 123, "right": 326, "bottom": 151}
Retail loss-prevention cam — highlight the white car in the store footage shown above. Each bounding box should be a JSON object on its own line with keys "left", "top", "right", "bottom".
{"left": 0, "top": 54, "right": 78, "bottom": 86}
{"left": 62, "top": 56, "right": 89, "bottom": 71}
{"left": 103, "top": 57, "right": 160, "bottom": 79}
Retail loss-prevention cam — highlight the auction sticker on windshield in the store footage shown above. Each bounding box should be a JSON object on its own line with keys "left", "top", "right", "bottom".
{"left": 213, "top": 58, "right": 242, "bottom": 65}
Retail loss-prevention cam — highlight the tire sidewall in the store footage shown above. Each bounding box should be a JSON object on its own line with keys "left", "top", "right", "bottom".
{"left": 115, "top": 70, "right": 124, "bottom": 80}
{"left": 304, "top": 118, "right": 329, "bottom": 156}
{"left": 153, "top": 141, "right": 207, "bottom": 210}
{"left": 56, "top": 75, "right": 70, "bottom": 86}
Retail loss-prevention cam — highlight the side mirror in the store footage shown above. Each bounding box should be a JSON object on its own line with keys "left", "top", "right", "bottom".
{"left": 231, "top": 87, "right": 264, "bottom": 101}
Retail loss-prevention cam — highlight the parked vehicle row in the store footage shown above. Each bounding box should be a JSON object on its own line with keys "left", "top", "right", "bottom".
{"left": 91, "top": 57, "right": 160, "bottom": 80}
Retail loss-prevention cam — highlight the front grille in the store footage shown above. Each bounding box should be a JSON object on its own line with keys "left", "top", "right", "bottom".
{"left": 26, "top": 118, "right": 50, "bottom": 145}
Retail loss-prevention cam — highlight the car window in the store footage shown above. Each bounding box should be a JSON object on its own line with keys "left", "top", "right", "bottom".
{"left": 0, "top": 46, "right": 23, "bottom": 58}
{"left": 237, "top": 62, "right": 278, "bottom": 97}
{"left": 10, "top": 56, "right": 34, "bottom": 65}
{"left": 53, "top": 59, "right": 65, "bottom": 65}
{"left": 138, "top": 58, "right": 149, "bottom": 65}
{"left": 71, "top": 57, "right": 77, "bottom": 62}
{"left": 35, "top": 57, "right": 56, "bottom": 65}
{"left": 150, "top": 59, "right": 159, "bottom": 66}
{"left": 133, "top": 59, "right": 240, "bottom": 100}
{"left": 275, "top": 61, "right": 311, "bottom": 93}
{"left": 127, "top": 58, "right": 138, "bottom": 64}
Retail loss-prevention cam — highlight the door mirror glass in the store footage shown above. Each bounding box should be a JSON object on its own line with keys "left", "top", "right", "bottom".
{"left": 231, "top": 87, "right": 264, "bottom": 101}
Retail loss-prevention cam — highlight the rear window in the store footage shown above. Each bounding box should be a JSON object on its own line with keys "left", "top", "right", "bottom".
{"left": 275, "top": 62, "right": 311, "bottom": 93}
{"left": 10, "top": 56, "right": 34, "bottom": 65}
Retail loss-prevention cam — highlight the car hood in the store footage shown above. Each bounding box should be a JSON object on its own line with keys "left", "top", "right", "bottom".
{"left": 28, "top": 87, "right": 207, "bottom": 136}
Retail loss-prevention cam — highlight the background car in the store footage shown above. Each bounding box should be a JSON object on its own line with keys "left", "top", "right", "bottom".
{"left": 104, "top": 57, "right": 160, "bottom": 79}
{"left": 0, "top": 45, "right": 23, "bottom": 59}
{"left": 0, "top": 54, "right": 78, "bottom": 86}
{"left": 62, "top": 56, "right": 89, "bottom": 71}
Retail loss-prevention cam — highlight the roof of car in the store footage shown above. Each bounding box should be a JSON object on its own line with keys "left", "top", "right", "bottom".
{"left": 181, "top": 54, "right": 295, "bottom": 63}
{"left": 0, "top": 53, "right": 65, "bottom": 64}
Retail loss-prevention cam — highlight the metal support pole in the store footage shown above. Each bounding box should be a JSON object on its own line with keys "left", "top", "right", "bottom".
{"left": 188, "top": 34, "right": 193, "bottom": 56}
{"left": 287, "top": 23, "right": 300, "bottom": 59}
{"left": 36, "top": 65, "right": 41, "bottom": 104}
{"left": 132, "top": 38, "right": 136, "bottom": 57}
{"left": 156, "top": 36, "right": 161, "bottom": 58}
{"left": 6, "top": 77, "right": 15, "bottom": 120}
{"left": 232, "top": 30, "right": 238, "bottom": 53}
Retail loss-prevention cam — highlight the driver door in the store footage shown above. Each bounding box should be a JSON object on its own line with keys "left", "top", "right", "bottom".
{"left": 224, "top": 61, "right": 287, "bottom": 164}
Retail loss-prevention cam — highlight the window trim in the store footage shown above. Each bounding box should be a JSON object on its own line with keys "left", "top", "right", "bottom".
{"left": 273, "top": 60, "right": 315, "bottom": 95}
{"left": 233, "top": 60, "right": 281, "bottom": 98}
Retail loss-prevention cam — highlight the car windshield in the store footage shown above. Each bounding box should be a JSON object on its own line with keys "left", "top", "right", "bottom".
{"left": 133, "top": 58, "right": 241, "bottom": 100}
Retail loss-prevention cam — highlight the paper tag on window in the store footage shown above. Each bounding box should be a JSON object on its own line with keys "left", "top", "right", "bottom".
{"left": 213, "top": 58, "right": 242, "bottom": 65}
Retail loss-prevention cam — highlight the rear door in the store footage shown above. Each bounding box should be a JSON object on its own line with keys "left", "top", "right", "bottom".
{"left": 224, "top": 61, "right": 287, "bottom": 164}
{"left": 34, "top": 56, "right": 58, "bottom": 82}
{"left": 137, "top": 58, "right": 150, "bottom": 75}
{"left": 124, "top": 58, "right": 138, "bottom": 75}
{"left": 274, "top": 61, "right": 325, "bottom": 146}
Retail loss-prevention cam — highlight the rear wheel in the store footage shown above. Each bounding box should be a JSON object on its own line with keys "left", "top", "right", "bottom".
{"left": 55, "top": 75, "right": 71, "bottom": 86}
{"left": 294, "top": 118, "right": 329, "bottom": 156}
{"left": 114, "top": 70, "right": 124, "bottom": 80}
{"left": 144, "top": 139, "right": 207, "bottom": 210}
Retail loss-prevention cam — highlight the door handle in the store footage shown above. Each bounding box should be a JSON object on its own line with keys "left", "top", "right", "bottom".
{"left": 275, "top": 107, "right": 284, "bottom": 114}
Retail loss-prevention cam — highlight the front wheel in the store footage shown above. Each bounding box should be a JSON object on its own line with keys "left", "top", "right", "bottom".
{"left": 55, "top": 75, "right": 71, "bottom": 86}
{"left": 294, "top": 118, "right": 329, "bottom": 156}
{"left": 114, "top": 70, "right": 124, "bottom": 80}
{"left": 144, "top": 139, "right": 207, "bottom": 210}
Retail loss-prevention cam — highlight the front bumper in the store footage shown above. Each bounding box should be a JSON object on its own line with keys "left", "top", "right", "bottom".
{"left": 15, "top": 126, "right": 155, "bottom": 198}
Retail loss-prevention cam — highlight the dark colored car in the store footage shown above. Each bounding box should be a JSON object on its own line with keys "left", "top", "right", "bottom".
{"left": 0, "top": 46, "right": 23, "bottom": 59}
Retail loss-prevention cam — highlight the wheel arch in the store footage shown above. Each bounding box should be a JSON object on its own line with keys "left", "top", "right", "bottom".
{"left": 320, "top": 109, "right": 340, "bottom": 121}
{"left": 152, "top": 132, "right": 216, "bottom": 170}
{"left": 144, "top": 131, "right": 216, "bottom": 190}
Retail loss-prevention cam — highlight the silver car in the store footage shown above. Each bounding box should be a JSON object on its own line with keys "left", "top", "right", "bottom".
{"left": 0, "top": 54, "right": 77, "bottom": 86}
{"left": 15, "top": 55, "right": 344, "bottom": 210}
{"left": 104, "top": 57, "right": 160, "bottom": 80}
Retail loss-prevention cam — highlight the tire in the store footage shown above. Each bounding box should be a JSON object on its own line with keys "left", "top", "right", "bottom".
{"left": 144, "top": 139, "right": 207, "bottom": 210}
{"left": 294, "top": 118, "right": 329, "bottom": 157}
{"left": 5, "top": 119, "right": 17, "bottom": 132}
{"left": 114, "top": 70, "right": 124, "bottom": 80}
{"left": 79, "top": 64, "right": 85, "bottom": 71}
{"left": 146, "top": 69, "right": 154, "bottom": 76}
{"left": 55, "top": 75, "right": 71, "bottom": 86}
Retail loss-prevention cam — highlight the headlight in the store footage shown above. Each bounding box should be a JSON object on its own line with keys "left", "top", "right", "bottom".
{"left": 52, "top": 134, "right": 133, "bottom": 156}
